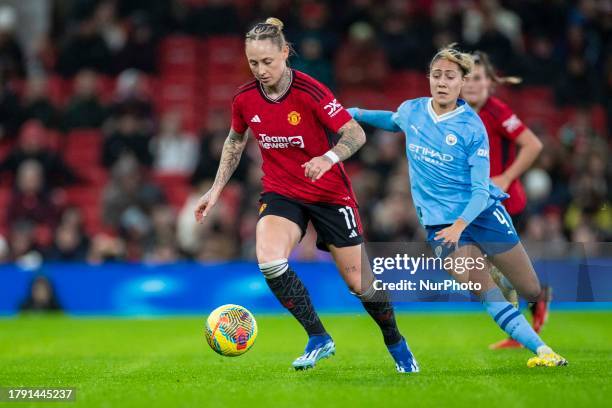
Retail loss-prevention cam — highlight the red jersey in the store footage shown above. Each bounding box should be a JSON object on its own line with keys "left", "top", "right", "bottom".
{"left": 478, "top": 96, "right": 528, "bottom": 215}
{"left": 231, "top": 69, "right": 357, "bottom": 207}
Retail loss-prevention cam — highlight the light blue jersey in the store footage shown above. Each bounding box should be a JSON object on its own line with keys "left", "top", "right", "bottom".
{"left": 391, "top": 97, "right": 507, "bottom": 226}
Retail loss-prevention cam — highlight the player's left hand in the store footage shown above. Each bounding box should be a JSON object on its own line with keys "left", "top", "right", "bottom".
{"left": 301, "top": 156, "right": 333, "bottom": 181}
{"left": 491, "top": 174, "right": 511, "bottom": 192}
{"left": 434, "top": 219, "right": 467, "bottom": 247}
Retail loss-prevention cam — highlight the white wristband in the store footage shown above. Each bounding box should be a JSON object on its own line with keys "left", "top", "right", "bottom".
{"left": 324, "top": 150, "right": 340, "bottom": 164}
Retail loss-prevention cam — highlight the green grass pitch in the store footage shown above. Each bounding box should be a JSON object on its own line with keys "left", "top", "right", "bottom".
{"left": 1, "top": 311, "right": 611, "bottom": 408}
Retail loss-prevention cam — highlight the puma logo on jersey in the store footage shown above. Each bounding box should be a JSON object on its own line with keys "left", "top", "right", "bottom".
{"left": 324, "top": 99, "right": 343, "bottom": 118}
{"left": 251, "top": 115, "right": 261, "bottom": 123}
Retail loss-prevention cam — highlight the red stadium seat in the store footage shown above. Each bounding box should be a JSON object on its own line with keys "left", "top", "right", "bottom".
{"left": 0, "top": 187, "right": 10, "bottom": 232}
{"left": 152, "top": 173, "right": 191, "bottom": 209}
{"left": 63, "top": 130, "right": 103, "bottom": 168}
{"left": 63, "top": 186, "right": 100, "bottom": 207}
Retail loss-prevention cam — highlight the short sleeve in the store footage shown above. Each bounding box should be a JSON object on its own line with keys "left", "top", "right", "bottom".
{"left": 231, "top": 96, "right": 248, "bottom": 134}
{"left": 310, "top": 86, "right": 351, "bottom": 133}
{"left": 467, "top": 121, "right": 491, "bottom": 170}
{"left": 498, "top": 106, "right": 526, "bottom": 141}
{"left": 391, "top": 100, "right": 411, "bottom": 129}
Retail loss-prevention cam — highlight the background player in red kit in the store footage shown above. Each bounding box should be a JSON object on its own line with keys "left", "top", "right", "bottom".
{"left": 462, "top": 51, "right": 549, "bottom": 350}
{"left": 194, "top": 18, "right": 418, "bottom": 373}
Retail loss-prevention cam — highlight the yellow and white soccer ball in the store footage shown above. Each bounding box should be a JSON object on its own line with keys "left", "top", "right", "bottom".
{"left": 204, "top": 304, "right": 258, "bottom": 356}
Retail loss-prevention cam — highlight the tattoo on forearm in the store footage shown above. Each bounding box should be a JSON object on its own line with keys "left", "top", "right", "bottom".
{"left": 212, "top": 129, "right": 248, "bottom": 190}
{"left": 331, "top": 119, "right": 366, "bottom": 161}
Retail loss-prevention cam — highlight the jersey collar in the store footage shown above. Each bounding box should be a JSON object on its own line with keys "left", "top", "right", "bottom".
{"left": 427, "top": 98, "right": 466, "bottom": 123}
{"left": 257, "top": 69, "right": 294, "bottom": 104}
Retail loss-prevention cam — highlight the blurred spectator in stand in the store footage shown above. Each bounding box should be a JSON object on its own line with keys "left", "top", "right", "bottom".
{"left": 0, "top": 120, "right": 79, "bottom": 188}
{"left": 192, "top": 112, "right": 250, "bottom": 185}
{"left": 195, "top": 231, "right": 238, "bottom": 261}
{"left": 145, "top": 204, "right": 180, "bottom": 262}
{"left": 340, "top": 0, "right": 378, "bottom": 32}
{"left": 152, "top": 111, "right": 198, "bottom": 175}
{"left": 94, "top": 0, "right": 127, "bottom": 71}
{"left": 555, "top": 28, "right": 599, "bottom": 106}
{"left": 522, "top": 209, "right": 568, "bottom": 257}
{"left": 45, "top": 207, "right": 90, "bottom": 261}
{"left": 368, "top": 174, "right": 420, "bottom": 241}
{"left": 7, "top": 220, "right": 43, "bottom": 266}
{"left": 558, "top": 108, "right": 607, "bottom": 162}
{"left": 463, "top": 0, "right": 523, "bottom": 51}
{"left": 21, "top": 75, "right": 59, "bottom": 129}
{"left": 185, "top": 0, "right": 240, "bottom": 36}
{"left": 116, "top": 0, "right": 176, "bottom": 37}
{"left": 19, "top": 276, "right": 62, "bottom": 312}
{"left": 292, "top": 2, "right": 338, "bottom": 60}
{"left": 335, "top": 22, "right": 388, "bottom": 89}
{"left": 108, "top": 69, "right": 153, "bottom": 128}
{"left": 469, "top": 12, "right": 517, "bottom": 73}
{"left": 56, "top": 12, "right": 113, "bottom": 77}
{"left": 114, "top": 13, "right": 157, "bottom": 74}
{"left": 62, "top": 69, "right": 108, "bottom": 131}
{"left": 177, "top": 180, "right": 210, "bottom": 256}
{"left": 102, "top": 112, "right": 153, "bottom": 168}
{"left": 521, "top": 33, "right": 559, "bottom": 86}
{"left": 514, "top": 0, "right": 567, "bottom": 42}
{"left": 6, "top": 160, "right": 61, "bottom": 237}
{"left": 102, "top": 155, "right": 165, "bottom": 229}
{"left": 567, "top": 0, "right": 603, "bottom": 67}
{"left": 362, "top": 130, "right": 404, "bottom": 183}
{"left": 565, "top": 157, "right": 611, "bottom": 238}
{"left": 86, "top": 233, "right": 125, "bottom": 263}
{"left": 604, "top": 55, "right": 612, "bottom": 138}
{"left": 146, "top": 238, "right": 180, "bottom": 263}
{"left": 0, "top": 5, "right": 25, "bottom": 80}
{"left": 292, "top": 37, "right": 335, "bottom": 90}
{"left": 0, "top": 69, "right": 21, "bottom": 140}
{"left": 380, "top": 14, "right": 425, "bottom": 71}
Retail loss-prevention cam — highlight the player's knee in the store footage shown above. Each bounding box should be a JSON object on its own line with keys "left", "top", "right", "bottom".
{"left": 256, "top": 241, "right": 286, "bottom": 265}
{"left": 258, "top": 258, "right": 289, "bottom": 280}
{"left": 521, "top": 282, "right": 542, "bottom": 302}
{"left": 345, "top": 280, "right": 363, "bottom": 296}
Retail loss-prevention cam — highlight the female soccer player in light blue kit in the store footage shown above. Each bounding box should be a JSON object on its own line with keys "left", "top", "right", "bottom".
{"left": 348, "top": 45, "right": 567, "bottom": 367}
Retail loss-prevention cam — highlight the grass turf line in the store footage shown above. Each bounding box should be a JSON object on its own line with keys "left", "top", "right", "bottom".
{"left": 0, "top": 311, "right": 610, "bottom": 408}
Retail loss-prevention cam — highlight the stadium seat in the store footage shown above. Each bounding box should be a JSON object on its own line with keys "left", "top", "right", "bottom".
{"left": 63, "top": 130, "right": 103, "bottom": 168}
{"left": 152, "top": 173, "right": 191, "bottom": 209}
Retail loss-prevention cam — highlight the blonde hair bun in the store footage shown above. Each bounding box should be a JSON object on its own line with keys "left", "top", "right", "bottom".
{"left": 265, "top": 17, "right": 284, "bottom": 30}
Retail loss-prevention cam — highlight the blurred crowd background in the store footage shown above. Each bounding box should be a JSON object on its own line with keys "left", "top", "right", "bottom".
{"left": 0, "top": 0, "right": 610, "bottom": 266}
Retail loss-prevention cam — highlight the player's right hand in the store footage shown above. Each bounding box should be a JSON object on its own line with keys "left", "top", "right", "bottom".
{"left": 194, "top": 189, "right": 220, "bottom": 223}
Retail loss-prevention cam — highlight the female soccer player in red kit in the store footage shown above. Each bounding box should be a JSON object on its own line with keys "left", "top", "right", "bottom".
{"left": 461, "top": 51, "right": 549, "bottom": 349}
{"left": 194, "top": 18, "right": 418, "bottom": 373}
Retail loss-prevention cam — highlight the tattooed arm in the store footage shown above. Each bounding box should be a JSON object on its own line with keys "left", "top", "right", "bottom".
{"left": 211, "top": 128, "right": 249, "bottom": 191}
{"left": 194, "top": 128, "right": 248, "bottom": 221}
{"left": 329, "top": 118, "right": 366, "bottom": 162}
{"left": 302, "top": 119, "right": 366, "bottom": 181}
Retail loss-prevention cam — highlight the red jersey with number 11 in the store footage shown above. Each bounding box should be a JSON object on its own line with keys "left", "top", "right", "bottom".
{"left": 231, "top": 69, "right": 357, "bottom": 207}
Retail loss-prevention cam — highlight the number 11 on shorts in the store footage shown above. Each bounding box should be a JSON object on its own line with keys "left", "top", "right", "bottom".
{"left": 338, "top": 206, "right": 357, "bottom": 230}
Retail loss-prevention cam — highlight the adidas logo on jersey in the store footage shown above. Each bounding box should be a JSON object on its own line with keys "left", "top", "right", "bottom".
{"left": 251, "top": 115, "right": 261, "bottom": 123}
{"left": 349, "top": 230, "right": 358, "bottom": 238}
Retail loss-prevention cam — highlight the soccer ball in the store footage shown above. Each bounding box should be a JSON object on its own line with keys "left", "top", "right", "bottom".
{"left": 204, "top": 304, "right": 258, "bottom": 356}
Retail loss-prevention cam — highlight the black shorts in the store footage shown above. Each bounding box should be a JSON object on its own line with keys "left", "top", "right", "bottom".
{"left": 258, "top": 192, "right": 364, "bottom": 252}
